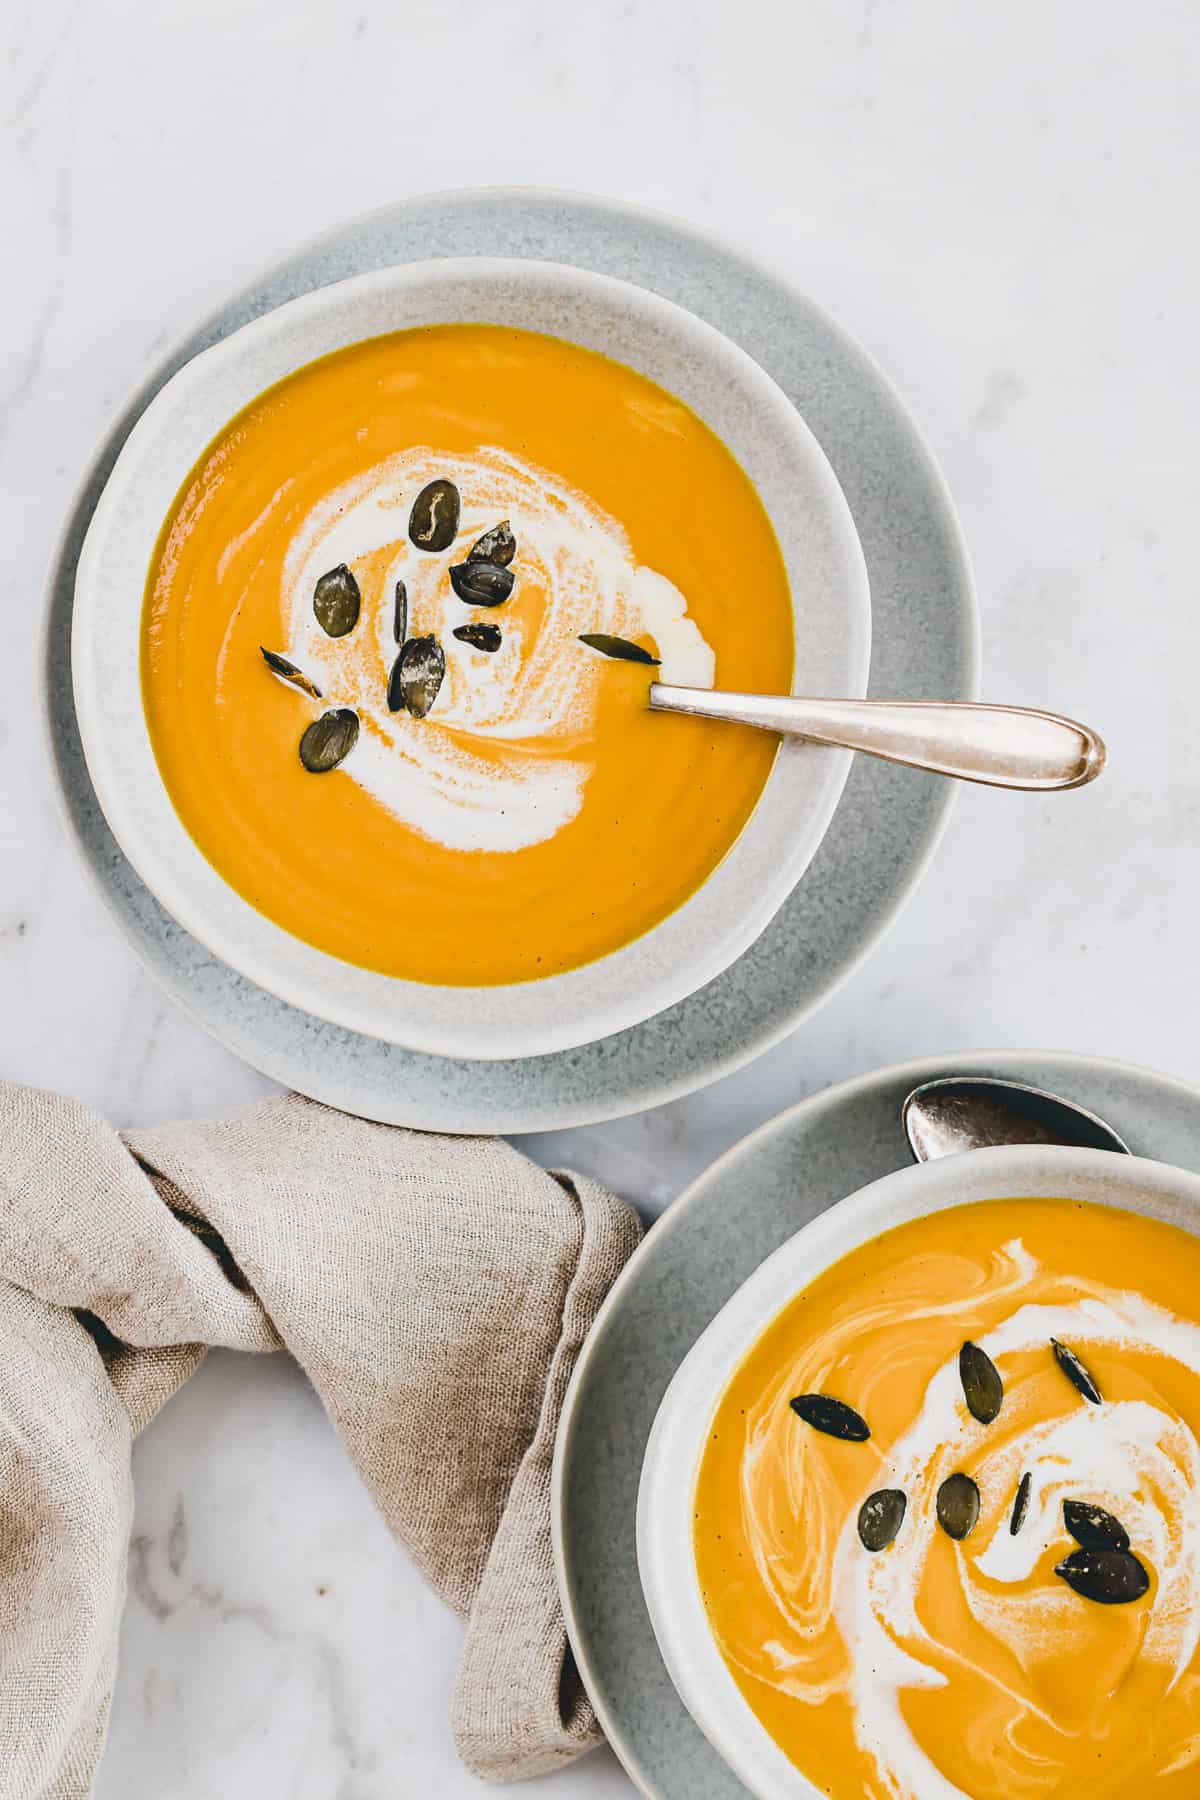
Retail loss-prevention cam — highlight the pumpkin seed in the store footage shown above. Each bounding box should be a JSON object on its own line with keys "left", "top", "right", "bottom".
{"left": 453, "top": 622, "right": 502, "bottom": 654}
{"left": 1054, "top": 1546, "right": 1149, "bottom": 1605}
{"left": 299, "top": 708, "right": 359, "bottom": 773}
{"left": 1010, "top": 1471, "right": 1032, "bottom": 1535}
{"left": 393, "top": 579, "right": 408, "bottom": 645}
{"left": 788, "top": 1395, "right": 870, "bottom": 1441}
{"left": 936, "top": 1472, "right": 981, "bottom": 1541}
{"left": 1063, "top": 1499, "right": 1129, "bottom": 1551}
{"left": 313, "top": 564, "right": 361, "bottom": 637}
{"left": 1052, "top": 1338, "right": 1102, "bottom": 1405}
{"left": 467, "top": 519, "right": 516, "bottom": 567}
{"left": 959, "top": 1341, "right": 1004, "bottom": 1424}
{"left": 578, "top": 632, "right": 661, "bottom": 665}
{"left": 260, "top": 647, "right": 322, "bottom": 700}
{"left": 386, "top": 651, "right": 405, "bottom": 713}
{"left": 857, "top": 1488, "right": 906, "bottom": 1552}
{"left": 409, "top": 478, "right": 460, "bottom": 552}
{"left": 392, "top": 634, "right": 445, "bottom": 719}
{"left": 449, "top": 559, "right": 515, "bottom": 607}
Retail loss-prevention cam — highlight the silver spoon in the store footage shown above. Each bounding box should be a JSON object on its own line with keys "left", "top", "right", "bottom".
{"left": 902, "top": 1076, "right": 1130, "bottom": 1161}
{"left": 649, "top": 687, "right": 1105, "bottom": 791}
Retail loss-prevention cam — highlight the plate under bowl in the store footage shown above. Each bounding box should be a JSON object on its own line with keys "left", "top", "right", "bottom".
{"left": 45, "top": 185, "right": 975, "bottom": 1129}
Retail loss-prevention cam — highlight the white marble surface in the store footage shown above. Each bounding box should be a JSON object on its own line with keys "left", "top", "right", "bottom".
{"left": 4, "top": 0, "right": 1199, "bottom": 1793}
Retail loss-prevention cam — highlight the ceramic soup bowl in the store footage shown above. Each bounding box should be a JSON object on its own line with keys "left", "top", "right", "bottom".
{"left": 638, "top": 1142, "right": 1200, "bottom": 1799}
{"left": 72, "top": 257, "right": 869, "bottom": 1057}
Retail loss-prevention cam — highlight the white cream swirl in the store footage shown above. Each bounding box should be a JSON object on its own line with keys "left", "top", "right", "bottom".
{"left": 829, "top": 1241, "right": 1200, "bottom": 1799}
{"left": 281, "top": 446, "right": 714, "bottom": 852}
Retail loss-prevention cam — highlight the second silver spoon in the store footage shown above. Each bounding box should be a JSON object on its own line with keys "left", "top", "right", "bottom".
{"left": 902, "top": 1076, "right": 1130, "bottom": 1161}
{"left": 649, "top": 687, "right": 1105, "bottom": 791}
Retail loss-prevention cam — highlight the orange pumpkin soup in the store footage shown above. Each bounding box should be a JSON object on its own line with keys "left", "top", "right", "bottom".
{"left": 695, "top": 1197, "right": 1200, "bottom": 1799}
{"left": 141, "top": 325, "right": 793, "bottom": 985}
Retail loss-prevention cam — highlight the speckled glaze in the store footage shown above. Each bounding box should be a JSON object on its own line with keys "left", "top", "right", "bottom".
{"left": 71, "top": 256, "right": 870, "bottom": 1059}
{"left": 553, "top": 1050, "right": 1200, "bottom": 1800}
{"left": 43, "top": 188, "right": 976, "bottom": 1130}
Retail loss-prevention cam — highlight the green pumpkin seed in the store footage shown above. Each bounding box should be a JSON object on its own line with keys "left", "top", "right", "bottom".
{"left": 391, "top": 634, "right": 445, "bottom": 718}
{"left": 1052, "top": 1339, "right": 1102, "bottom": 1405}
{"left": 409, "top": 479, "right": 461, "bottom": 552}
{"left": 788, "top": 1395, "right": 870, "bottom": 1441}
{"left": 453, "top": 622, "right": 502, "bottom": 653}
{"left": 1010, "top": 1470, "right": 1032, "bottom": 1535}
{"left": 1054, "top": 1546, "right": 1149, "bottom": 1605}
{"left": 312, "top": 564, "right": 361, "bottom": 637}
{"left": 936, "top": 1473, "right": 981, "bottom": 1541}
{"left": 393, "top": 579, "right": 408, "bottom": 645}
{"left": 1063, "top": 1500, "right": 1129, "bottom": 1551}
{"left": 260, "top": 648, "right": 322, "bottom": 700}
{"left": 857, "top": 1488, "right": 906, "bottom": 1552}
{"left": 578, "top": 632, "right": 661, "bottom": 665}
{"left": 959, "top": 1341, "right": 1004, "bottom": 1424}
{"left": 467, "top": 519, "right": 516, "bottom": 567}
{"left": 449, "top": 560, "right": 515, "bottom": 607}
{"left": 299, "top": 708, "right": 359, "bottom": 773}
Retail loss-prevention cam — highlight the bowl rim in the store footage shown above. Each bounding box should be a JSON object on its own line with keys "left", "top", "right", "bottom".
{"left": 70, "top": 252, "right": 870, "bottom": 1060}
{"left": 636, "top": 1141, "right": 1200, "bottom": 1800}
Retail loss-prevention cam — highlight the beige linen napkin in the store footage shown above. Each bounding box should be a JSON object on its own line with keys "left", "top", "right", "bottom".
{"left": 0, "top": 1083, "right": 642, "bottom": 1799}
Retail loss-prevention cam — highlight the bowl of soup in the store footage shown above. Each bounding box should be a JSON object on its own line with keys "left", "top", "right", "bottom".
{"left": 638, "top": 1142, "right": 1200, "bottom": 1800}
{"left": 72, "top": 257, "right": 870, "bottom": 1057}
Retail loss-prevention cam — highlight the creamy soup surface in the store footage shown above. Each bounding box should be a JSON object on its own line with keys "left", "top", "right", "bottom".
{"left": 141, "top": 324, "right": 794, "bottom": 985}
{"left": 694, "top": 1197, "right": 1200, "bottom": 1800}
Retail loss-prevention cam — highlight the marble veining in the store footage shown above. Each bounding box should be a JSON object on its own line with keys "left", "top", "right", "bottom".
{"left": 5, "top": 0, "right": 1199, "bottom": 1792}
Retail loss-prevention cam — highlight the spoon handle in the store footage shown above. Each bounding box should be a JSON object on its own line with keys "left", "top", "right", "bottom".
{"left": 648, "top": 688, "right": 1105, "bottom": 791}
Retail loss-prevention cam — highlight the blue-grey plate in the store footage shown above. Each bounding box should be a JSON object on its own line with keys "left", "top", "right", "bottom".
{"left": 43, "top": 189, "right": 976, "bottom": 1133}
{"left": 553, "top": 1049, "right": 1200, "bottom": 1797}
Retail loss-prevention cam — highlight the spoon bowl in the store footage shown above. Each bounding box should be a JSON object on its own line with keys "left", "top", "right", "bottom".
{"left": 902, "top": 1075, "right": 1131, "bottom": 1162}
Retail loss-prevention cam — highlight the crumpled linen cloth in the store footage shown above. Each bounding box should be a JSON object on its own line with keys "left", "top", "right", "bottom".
{"left": 0, "top": 1083, "right": 642, "bottom": 1799}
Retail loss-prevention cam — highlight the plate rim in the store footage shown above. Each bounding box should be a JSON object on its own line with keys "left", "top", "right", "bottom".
{"left": 552, "top": 1045, "right": 1200, "bottom": 1797}
{"left": 40, "top": 185, "right": 979, "bottom": 1132}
